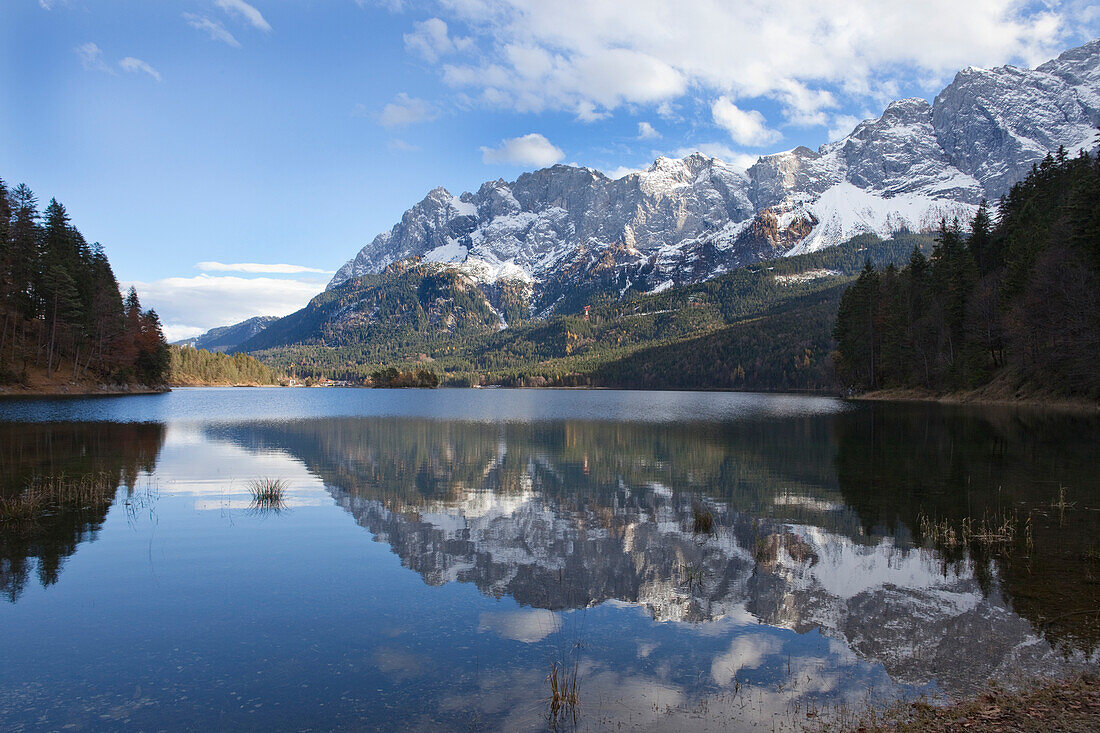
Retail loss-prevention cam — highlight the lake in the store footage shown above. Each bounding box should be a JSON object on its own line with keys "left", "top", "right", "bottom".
{"left": 1, "top": 388, "right": 1098, "bottom": 731}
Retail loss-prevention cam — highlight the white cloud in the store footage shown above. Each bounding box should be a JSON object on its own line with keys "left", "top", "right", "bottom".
{"left": 414, "top": 0, "right": 1081, "bottom": 123}
{"left": 119, "top": 57, "right": 162, "bottom": 82}
{"left": 378, "top": 93, "right": 438, "bottom": 127}
{"left": 195, "top": 261, "right": 332, "bottom": 274}
{"left": 183, "top": 13, "right": 241, "bottom": 48}
{"left": 123, "top": 274, "right": 323, "bottom": 340}
{"left": 673, "top": 144, "right": 759, "bottom": 169}
{"left": 480, "top": 133, "right": 564, "bottom": 166}
{"left": 162, "top": 325, "right": 207, "bottom": 342}
{"left": 775, "top": 79, "right": 838, "bottom": 127}
{"left": 827, "top": 114, "right": 863, "bottom": 141}
{"left": 711, "top": 97, "right": 781, "bottom": 147}
{"left": 404, "top": 17, "right": 471, "bottom": 63}
{"left": 75, "top": 42, "right": 113, "bottom": 73}
{"left": 443, "top": 46, "right": 684, "bottom": 119}
{"left": 479, "top": 610, "right": 560, "bottom": 643}
{"left": 711, "top": 634, "right": 783, "bottom": 685}
{"left": 603, "top": 164, "right": 645, "bottom": 179}
{"left": 215, "top": 0, "right": 272, "bottom": 32}
{"left": 636, "top": 121, "right": 660, "bottom": 140}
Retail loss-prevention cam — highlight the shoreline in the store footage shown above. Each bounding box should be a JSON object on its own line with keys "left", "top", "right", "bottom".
{"left": 0, "top": 383, "right": 168, "bottom": 398}
{"left": 852, "top": 386, "right": 1100, "bottom": 413}
{"left": 846, "top": 673, "right": 1100, "bottom": 732}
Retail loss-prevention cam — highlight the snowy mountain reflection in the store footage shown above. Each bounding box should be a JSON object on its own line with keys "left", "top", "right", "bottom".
{"left": 210, "top": 406, "right": 1100, "bottom": 697}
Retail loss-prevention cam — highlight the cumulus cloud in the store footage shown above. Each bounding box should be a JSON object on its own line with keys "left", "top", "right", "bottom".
{"left": 481, "top": 133, "right": 564, "bottom": 166}
{"left": 775, "top": 80, "right": 839, "bottom": 127}
{"left": 378, "top": 93, "right": 438, "bottom": 127}
{"left": 411, "top": 0, "right": 1081, "bottom": 124}
{"left": 636, "top": 121, "right": 660, "bottom": 140}
{"left": 479, "top": 610, "right": 560, "bottom": 643}
{"left": 119, "top": 57, "right": 162, "bottom": 82}
{"left": 183, "top": 13, "right": 241, "bottom": 47}
{"left": 711, "top": 634, "right": 784, "bottom": 685}
{"left": 195, "top": 261, "right": 332, "bottom": 274}
{"left": 123, "top": 274, "right": 323, "bottom": 342}
{"left": 75, "top": 42, "right": 113, "bottom": 73}
{"left": 711, "top": 97, "right": 781, "bottom": 147}
{"left": 603, "top": 164, "right": 645, "bottom": 179}
{"left": 404, "top": 17, "right": 471, "bottom": 63}
{"left": 215, "top": 0, "right": 272, "bottom": 32}
{"left": 827, "top": 114, "right": 864, "bottom": 141}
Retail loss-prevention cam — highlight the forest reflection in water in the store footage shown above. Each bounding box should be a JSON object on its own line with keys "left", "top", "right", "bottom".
{"left": 1, "top": 398, "right": 1099, "bottom": 729}
{"left": 204, "top": 406, "right": 1100, "bottom": 670}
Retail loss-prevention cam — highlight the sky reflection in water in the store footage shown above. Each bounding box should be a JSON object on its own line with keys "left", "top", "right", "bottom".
{"left": 1, "top": 389, "right": 1097, "bottom": 731}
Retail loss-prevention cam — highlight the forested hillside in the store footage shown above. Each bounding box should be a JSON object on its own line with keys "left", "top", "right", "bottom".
{"left": 168, "top": 345, "right": 279, "bottom": 386}
{"left": 0, "top": 178, "right": 169, "bottom": 389}
{"left": 250, "top": 233, "right": 933, "bottom": 390}
{"left": 833, "top": 149, "right": 1100, "bottom": 399}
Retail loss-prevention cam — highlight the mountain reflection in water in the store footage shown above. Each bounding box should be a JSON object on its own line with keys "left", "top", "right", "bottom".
{"left": 205, "top": 406, "right": 1100, "bottom": 695}
{"left": 2, "top": 396, "right": 1098, "bottom": 730}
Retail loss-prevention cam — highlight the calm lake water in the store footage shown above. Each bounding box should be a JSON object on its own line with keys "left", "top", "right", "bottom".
{"left": 1, "top": 388, "right": 1098, "bottom": 731}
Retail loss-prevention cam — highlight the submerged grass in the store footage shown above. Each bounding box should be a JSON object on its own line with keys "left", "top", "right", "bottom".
{"left": 0, "top": 473, "right": 114, "bottom": 523}
{"left": 917, "top": 510, "right": 1020, "bottom": 552}
{"left": 247, "top": 477, "right": 288, "bottom": 510}
{"left": 546, "top": 660, "right": 579, "bottom": 730}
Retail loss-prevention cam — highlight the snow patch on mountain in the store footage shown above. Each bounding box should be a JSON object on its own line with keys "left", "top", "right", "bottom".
{"left": 330, "top": 39, "right": 1099, "bottom": 316}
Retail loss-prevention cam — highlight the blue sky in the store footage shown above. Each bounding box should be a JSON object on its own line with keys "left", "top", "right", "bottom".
{"left": 2, "top": 0, "right": 1097, "bottom": 339}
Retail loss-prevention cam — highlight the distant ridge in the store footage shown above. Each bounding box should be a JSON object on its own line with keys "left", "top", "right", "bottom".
{"left": 174, "top": 316, "right": 278, "bottom": 353}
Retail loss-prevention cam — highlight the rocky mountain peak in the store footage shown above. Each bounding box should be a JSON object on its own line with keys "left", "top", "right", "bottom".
{"left": 328, "top": 39, "right": 1099, "bottom": 315}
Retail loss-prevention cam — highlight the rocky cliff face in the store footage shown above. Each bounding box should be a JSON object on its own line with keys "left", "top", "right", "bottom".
{"left": 330, "top": 39, "right": 1099, "bottom": 315}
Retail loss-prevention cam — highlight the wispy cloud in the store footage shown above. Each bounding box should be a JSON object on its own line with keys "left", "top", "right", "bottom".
{"left": 481, "top": 133, "right": 564, "bottom": 166}
{"left": 387, "top": 138, "right": 420, "bottom": 152}
{"left": 378, "top": 93, "right": 438, "bottom": 127}
{"left": 196, "top": 261, "right": 333, "bottom": 275}
{"left": 119, "top": 57, "right": 162, "bottom": 82}
{"left": 404, "top": 18, "right": 471, "bottom": 63}
{"left": 75, "top": 42, "right": 114, "bottom": 73}
{"left": 214, "top": 0, "right": 272, "bottom": 32}
{"left": 183, "top": 13, "right": 241, "bottom": 48}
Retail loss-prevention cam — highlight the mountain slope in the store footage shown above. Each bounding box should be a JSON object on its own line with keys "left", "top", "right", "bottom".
{"left": 329, "top": 39, "right": 1099, "bottom": 313}
{"left": 244, "top": 233, "right": 935, "bottom": 389}
{"left": 173, "top": 316, "right": 278, "bottom": 353}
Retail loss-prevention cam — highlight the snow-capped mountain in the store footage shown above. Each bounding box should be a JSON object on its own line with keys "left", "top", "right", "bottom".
{"left": 330, "top": 39, "right": 1099, "bottom": 312}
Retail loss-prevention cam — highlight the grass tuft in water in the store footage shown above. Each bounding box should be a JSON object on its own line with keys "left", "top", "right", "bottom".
{"left": 692, "top": 503, "right": 715, "bottom": 535}
{"left": 546, "top": 660, "right": 579, "bottom": 729}
{"left": 918, "top": 510, "right": 1020, "bottom": 552}
{"left": 247, "top": 477, "right": 288, "bottom": 509}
